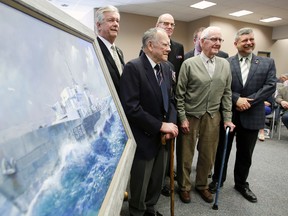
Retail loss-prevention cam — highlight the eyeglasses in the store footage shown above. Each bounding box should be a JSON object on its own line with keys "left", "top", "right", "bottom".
{"left": 205, "top": 37, "right": 224, "bottom": 43}
{"left": 159, "top": 22, "right": 176, "bottom": 28}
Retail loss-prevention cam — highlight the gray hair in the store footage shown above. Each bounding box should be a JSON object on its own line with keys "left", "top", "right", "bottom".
{"left": 142, "top": 27, "right": 167, "bottom": 48}
{"left": 94, "top": 5, "right": 119, "bottom": 33}
{"left": 193, "top": 27, "right": 206, "bottom": 40}
{"left": 200, "top": 26, "right": 221, "bottom": 40}
{"left": 235, "top": 28, "right": 253, "bottom": 41}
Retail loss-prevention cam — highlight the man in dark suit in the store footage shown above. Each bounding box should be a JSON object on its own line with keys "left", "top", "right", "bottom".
{"left": 156, "top": 13, "right": 184, "bottom": 197}
{"left": 209, "top": 27, "right": 277, "bottom": 203}
{"left": 184, "top": 27, "right": 229, "bottom": 60}
{"left": 156, "top": 13, "right": 184, "bottom": 81}
{"left": 95, "top": 5, "right": 125, "bottom": 95}
{"left": 120, "top": 27, "right": 178, "bottom": 216}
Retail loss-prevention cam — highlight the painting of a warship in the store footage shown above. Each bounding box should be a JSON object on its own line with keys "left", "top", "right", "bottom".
{"left": 0, "top": 81, "right": 127, "bottom": 215}
{"left": 0, "top": 1, "right": 132, "bottom": 215}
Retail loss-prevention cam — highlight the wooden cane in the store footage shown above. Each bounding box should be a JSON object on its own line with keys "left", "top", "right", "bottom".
{"left": 170, "top": 138, "right": 175, "bottom": 216}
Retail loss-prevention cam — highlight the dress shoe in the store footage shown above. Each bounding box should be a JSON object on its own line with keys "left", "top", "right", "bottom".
{"left": 196, "top": 188, "right": 213, "bottom": 203}
{"left": 179, "top": 190, "right": 191, "bottom": 203}
{"left": 161, "top": 185, "right": 170, "bottom": 197}
{"left": 234, "top": 184, "right": 257, "bottom": 203}
{"left": 144, "top": 211, "right": 163, "bottom": 216}
{"left": 209, "top": 181, "right": 223, "bottom": 194}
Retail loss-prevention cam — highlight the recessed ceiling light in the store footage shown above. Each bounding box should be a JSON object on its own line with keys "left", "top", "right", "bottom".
{"left": 229, "top": 10, "right": 253, "bottom": 17}
{"left": 260, "top": 17, "right": 282, "bottom": 23}
{"left": 190, "top": 1, "right": 216, "bottom": 9}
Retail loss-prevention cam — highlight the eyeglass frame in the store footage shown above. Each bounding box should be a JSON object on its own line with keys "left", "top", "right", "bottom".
{"left": 204, "top": 37, "right": 224, "bottom": 43}
{"left": 158, "top": 21, "right": 176, "bottom": 28}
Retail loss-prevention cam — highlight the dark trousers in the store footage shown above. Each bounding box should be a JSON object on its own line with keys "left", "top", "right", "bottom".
{"left": 129, "top": 146, "right": 166, "bottom": 216}
{"left": 212, "top": 118, "right": 258, "bottom": 186}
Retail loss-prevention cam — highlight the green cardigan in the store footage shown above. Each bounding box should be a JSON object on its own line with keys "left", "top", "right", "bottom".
{"left": 176, "top": 55, "right": 232, "bottom": 123}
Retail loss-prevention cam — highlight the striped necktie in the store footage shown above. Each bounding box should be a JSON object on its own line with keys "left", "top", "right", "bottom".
{"left": 154, "top": 64, "right": 163, "bottom": 85}
{"left": 111, "top": 45, "right": 122, "bottom": 75}
{"left": 240, "top": 57, "right": 249, "bottom": 85}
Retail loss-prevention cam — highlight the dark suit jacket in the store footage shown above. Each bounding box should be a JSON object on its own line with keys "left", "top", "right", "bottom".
{"left": 120, "top": 53, "right": 177, "bottom": 160}
{"left": 184, "top": 49, "right": 229, "bottom": 60}
{"left": 169, "top": 40, "right": 184, "bottom": 80}
{"left": 229, "top": 53, "right": 277, "bottom": 130}
{"left": 97, "top": 37, "right": 125, "bottom": 94}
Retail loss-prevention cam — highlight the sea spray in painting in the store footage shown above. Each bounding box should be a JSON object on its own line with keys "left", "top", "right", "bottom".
{"left": 0, "top": 84, "right": 127, "bottom": 216}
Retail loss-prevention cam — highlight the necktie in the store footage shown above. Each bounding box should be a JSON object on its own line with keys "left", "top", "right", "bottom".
{"left": 240, "top": 57, "right": 249, "bottom": 85}
{"left": 207, "top": 59, "right": 214, "bottom": 78}
{"left": 154, "top": 64, "right": 163, "bottom": 85}
{"left": 111, "top": 45, "right": 122, "bottom": 75}
{"left": 154, "top": 64, "right": 168, "bottom": 112}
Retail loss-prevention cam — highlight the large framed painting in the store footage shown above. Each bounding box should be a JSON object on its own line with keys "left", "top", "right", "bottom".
{"left": 0, "top": 0, "right": 136, "bottom": 215}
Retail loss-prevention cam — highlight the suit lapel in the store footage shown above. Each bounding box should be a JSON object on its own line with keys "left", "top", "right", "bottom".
{"left": 97, "top": 37, "right": 121, "bottom": 76}
{"left": 160, "top": 62, "right": 169, "bottom": 113}
{"left": 231, "top": 55, "right": 243, "bottom": 86}
{"left": 115, "top": 46, "right": 125, "bottom": 66}
{"left": 141, "top": 54, "right": 162, "bottom": 100}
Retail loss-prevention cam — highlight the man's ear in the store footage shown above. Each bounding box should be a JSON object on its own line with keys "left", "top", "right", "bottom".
{"left": 147, "top": 41, "right": 154, "bottom": 51}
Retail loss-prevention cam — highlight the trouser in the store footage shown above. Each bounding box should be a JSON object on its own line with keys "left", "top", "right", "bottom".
{"left": 129, "top": 146, "right": 166, "bottom": 216}
{"left": 177, "top": 112, "right": 220, "bottom": 191}
{"left": 282, "top": 110, "right": 288, "bottom": 129}
{"left": 212, "top": 116, "right": 258, "bottom": 186}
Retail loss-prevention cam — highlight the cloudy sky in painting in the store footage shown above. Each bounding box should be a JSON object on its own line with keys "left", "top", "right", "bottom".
{"left": 0, "top": 3, "right": 110, "bottom": 133}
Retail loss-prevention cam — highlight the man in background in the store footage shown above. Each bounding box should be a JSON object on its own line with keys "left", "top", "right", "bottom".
{"left": 275, "top": 85, "right": 288, "bottom": 129}
{"left": 156, "top": 13, "right": 184, "bottom": 81}
{"left": 184, "top": 27, "right": 229, "bottom": 60}
{"left": 95, "top": 5, "right": 125, "bottom": 95}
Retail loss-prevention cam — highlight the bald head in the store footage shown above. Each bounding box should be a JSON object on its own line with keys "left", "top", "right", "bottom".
{"left": 156, "top": 13, "right": 175, "bottom": 38}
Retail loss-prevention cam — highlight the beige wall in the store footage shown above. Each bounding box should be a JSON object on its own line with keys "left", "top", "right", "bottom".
{"left": 115, "top": 13, "right": 287, "bottom": 76}
{"left": 116, "top": 12, "right": 189, "bottom": 62}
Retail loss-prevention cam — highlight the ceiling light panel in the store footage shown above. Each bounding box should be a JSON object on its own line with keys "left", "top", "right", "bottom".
{"left": 260, "top": 17, "right": 282, "bottom": 22}
{"left": 190, "top": 1, "right": 216, "bottom": 9}
{"left": 229, "top": 10, "right": 253, "bottom": 17}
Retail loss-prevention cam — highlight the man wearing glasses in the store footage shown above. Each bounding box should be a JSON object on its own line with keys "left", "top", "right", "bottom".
{"left": 209, "top": 27, "right": 277, "bottom": 203}
{"left": 156, "top": 13, "right": 185, "bottom": 198}
{"left": 175, "top": 26, "right": 235, "bottom": 204}
{"left": 184, "top": 27, "right": 229, "bottom": 60}
{"left": 156, "top": 13, "right": 184, "bottom": 82}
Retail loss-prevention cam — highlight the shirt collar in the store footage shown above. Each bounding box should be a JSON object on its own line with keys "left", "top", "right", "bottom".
{"left": 145, "top": 54, "right": 158, "bottom": 69}
{"left": 200, "top": 52, "right": 215, "bottom": 63}
{"left": 98, "top": 35, "right": 114, "bottom": 50}
{"left": 238, "top": 53, "right": 252, "bottom": 62}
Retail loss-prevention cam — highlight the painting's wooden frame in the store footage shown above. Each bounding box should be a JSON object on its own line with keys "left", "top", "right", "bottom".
{"left": 0, "top": 0, "right": 135, "bottom": 215}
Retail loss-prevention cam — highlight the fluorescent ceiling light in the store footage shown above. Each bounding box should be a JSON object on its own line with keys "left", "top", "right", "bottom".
{"left": 229, "top": 10, "right": 253, "bottom": 17}
{"left": 190, "top": 1, "right": 216, "bottom": 9}
{"left": 260, "top": 17, "right": 282, "bottom": 23}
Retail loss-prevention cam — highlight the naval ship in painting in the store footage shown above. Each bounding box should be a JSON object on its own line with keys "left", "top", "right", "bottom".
{"left": 0, "top": 81, "right": 127, "bottom": 215}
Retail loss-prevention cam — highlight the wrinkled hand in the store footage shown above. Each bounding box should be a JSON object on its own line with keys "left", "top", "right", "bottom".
{"left": 280, "top": 100, "right": 288, "bottom": 109}
{"left": 160, "top": 122, "right": 178, "bottom": 139}
{"left": 224, "top": 121, "right": 236, "bottom": 132}
{"left": 180, "top": 119, "right": 190, "bottom": 134}
{"left": 236, "top": 97, "right": 254, "bottom": 111}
